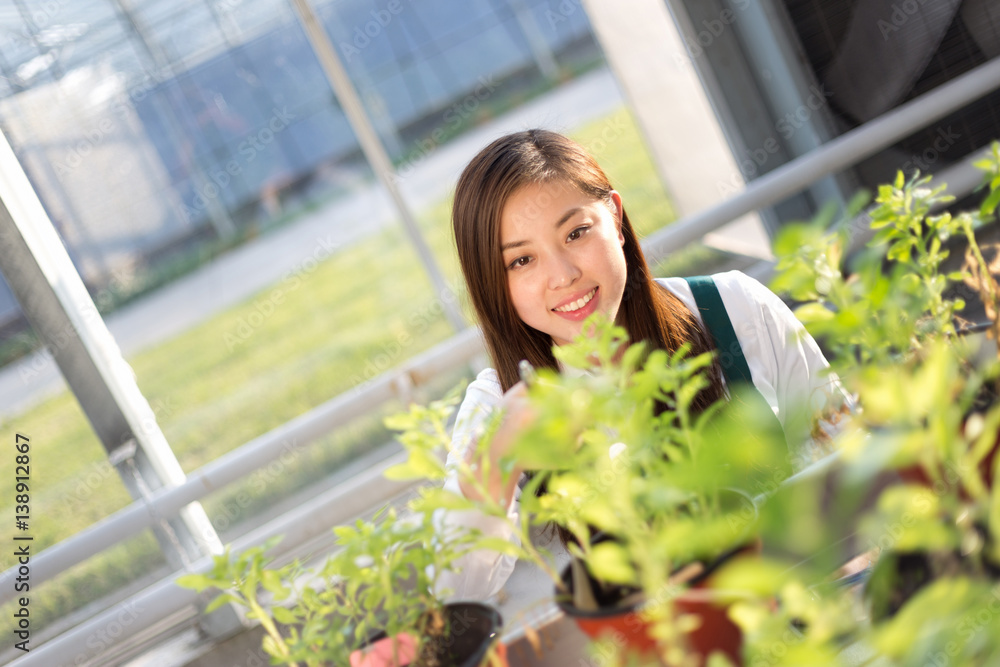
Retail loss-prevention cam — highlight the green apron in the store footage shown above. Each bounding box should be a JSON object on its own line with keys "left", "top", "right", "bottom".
{"left": 683, "top": 275, "right": 786, "bottom": 440}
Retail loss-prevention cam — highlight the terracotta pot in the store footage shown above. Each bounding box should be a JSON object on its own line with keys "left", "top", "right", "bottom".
{"left": 555, "top": 545, "right": 750, "bottom": 666}
{"left": 350, "top": 602, "right": 508, "bottom": 667}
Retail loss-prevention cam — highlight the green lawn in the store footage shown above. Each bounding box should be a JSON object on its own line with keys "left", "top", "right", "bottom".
{"left": 0, "top": 105, "right": 679, "bottom": 629}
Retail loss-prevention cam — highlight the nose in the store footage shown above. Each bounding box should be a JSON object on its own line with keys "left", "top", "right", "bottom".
{"left": 546, "top": 250, "right": 581, "bottom": 290}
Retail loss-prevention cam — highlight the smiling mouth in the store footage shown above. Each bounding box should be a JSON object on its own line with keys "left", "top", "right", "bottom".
{"left": 553, "top": 287, "right": 598, "bottom": 313}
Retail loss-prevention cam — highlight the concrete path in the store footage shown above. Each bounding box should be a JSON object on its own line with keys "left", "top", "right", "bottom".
{"left": 0, "top": 66, "right": 629, "bottom": 419}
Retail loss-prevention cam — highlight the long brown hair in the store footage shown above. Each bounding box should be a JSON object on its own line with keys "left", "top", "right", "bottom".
{"left": 452, "top": 129, "right": 724, "bottom": 411}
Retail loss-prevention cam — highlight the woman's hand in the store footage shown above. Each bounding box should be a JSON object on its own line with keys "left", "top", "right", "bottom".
{"left": 459, "top": 381, "right": 535, "bottom": 508}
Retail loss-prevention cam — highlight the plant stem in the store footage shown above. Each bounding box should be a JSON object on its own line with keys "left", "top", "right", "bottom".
{"left": 520, "top": 534, "right": 569, "bottom": 594}
{"left": 962, "top": 223, "right": 1000, "bottom": 363}
{"left": 248, "top": 597, "right": 300, "bottom": 667}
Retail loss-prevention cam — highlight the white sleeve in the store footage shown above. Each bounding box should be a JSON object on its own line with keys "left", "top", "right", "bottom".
{"left": 435, "top": 368, "right": 521, "bottom": 601}
{"left": 712, "top": 271, "right": 856, "bottom": 465}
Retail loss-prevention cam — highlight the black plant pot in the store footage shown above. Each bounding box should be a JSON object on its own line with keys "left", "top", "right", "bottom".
{"left": 352, "top": 602, "right": 506, "bottom": 667}
{"left": 436, "top": 602, "right": 505, "bottom": 667}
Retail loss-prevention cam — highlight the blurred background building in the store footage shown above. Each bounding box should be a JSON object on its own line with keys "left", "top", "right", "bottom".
{"left": 0, "top": 0, "right": 599, "bottom": 333}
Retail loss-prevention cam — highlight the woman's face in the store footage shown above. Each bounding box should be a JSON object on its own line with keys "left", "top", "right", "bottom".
{"left": 499, "top": 180, "right": 628, "bottom": 346}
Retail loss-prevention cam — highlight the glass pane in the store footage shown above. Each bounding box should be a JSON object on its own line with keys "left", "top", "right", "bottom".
{"left": 0, "top": 0, "right": 654, "bottom": 651}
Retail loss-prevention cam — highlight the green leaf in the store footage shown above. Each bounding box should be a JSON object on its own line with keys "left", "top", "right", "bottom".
{"left": 383, "top": 462, "right": 420, "bottom": 480}
{"left": 586, "top": 541, "right": 635, "bottom": 586}
{"left": 845, "top": 189, "right": 872, "bottom": 218}
{"left": 621, "top": 341, "right": 648, "bottom": 372}
{"left": 973, "top": 158, "right": 995, "bottom": 171}
{"left": 260, "top": 570, "right": 288, "bottom": 598}
{"left": 176, "top": 573, "right": 223, "bottom": 593}
{"left": 886, "top": 239, "right": 913, "bottom": 262}
{"left": 980, "top": 186, "right": 1000, "bottom": 218}
{"left": 473, "top": 537, "right": 523, "bottom": 558}
{"left": 871, "top": 577, "right": 983, "bottom": 660}
{"left": 204, "top": 592, "right": 239, "bottom": 613}
{"left": 260, "top": 535, "right": 284, "bottom": 553}
{"left": 272, "top": 606, "right": 298, "bottom": 625}
{"left": 388, "top": 448, "right": 445, "bottom": 481}
{"left": 793, "top": 303, "right": 835, "bottom": 323}
{"left": 579, "top": 503, "right": 624, "bottom": 534}
{"left": 415, "top": 487, "right": 476, "bottom": 511}
{"left": 711, "top": 557, "right": 792, "bottom": 598}
{"left": 706, "top": 654, "right": 738, "bottom": 667}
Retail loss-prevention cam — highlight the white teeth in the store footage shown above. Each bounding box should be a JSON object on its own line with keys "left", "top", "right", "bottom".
{"left": 554, "top": 288, "right": 596, "bottom": 312}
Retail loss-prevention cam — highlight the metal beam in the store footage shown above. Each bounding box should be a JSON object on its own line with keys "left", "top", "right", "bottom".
{"left": 5, "top": 449, "right": 418, "bottom": 667}
{"left": 580, "top": 0, "right": 771, "bottom": 259}
{"left": 642, "top": 55, "right": 1000, "bottom": 261}
{"left": 0, "top": 325, "right": 484, "bottom": 604}
{"left": 289, "top": 0, "right": 467, "bottom": 332}
{"left": 0, "top": 125, "right": 243, "bottom": 638}
{"left": 726, "top": 0, "right": 849, "bottom": 213}
{"left": 111, "top": 0, "right": 238, "bottom": 241}
{"left": 743, "top": 145, "right": 995, "bottom": 284}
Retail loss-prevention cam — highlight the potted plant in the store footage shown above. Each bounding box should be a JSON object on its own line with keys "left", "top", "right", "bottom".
{"left": 380, "top": 314, "right": 792, "bottom": 666}
{"left": 492, "top": 317, "right": 793, "bottom": 666}
{"left": 718, "top": 343, "right": 1000, "bottom": 665}
{"left": 773, "top": 147, "right": 1000, "bottom": 494}
{"left": 178, "top": 477, "right": 509, "bottom": 666}
{"left": 715, "top": 144, "right": 1000, "bottom": 665}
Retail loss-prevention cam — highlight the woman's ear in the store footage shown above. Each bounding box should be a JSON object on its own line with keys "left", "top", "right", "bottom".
{"left": 610, "top": 190, "right": 625, "bottom": 246}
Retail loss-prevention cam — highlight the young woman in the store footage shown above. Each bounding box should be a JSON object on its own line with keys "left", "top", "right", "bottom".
{"left": 438, "top": 129, "right": 851, "bottom": 601}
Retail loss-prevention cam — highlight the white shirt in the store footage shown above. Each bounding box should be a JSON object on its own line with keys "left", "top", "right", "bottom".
{"left": 436, "top": 270, "right": 852, "bottom": 601}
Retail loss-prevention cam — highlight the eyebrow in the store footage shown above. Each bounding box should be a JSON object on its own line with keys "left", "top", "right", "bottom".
{"left": 501, "top": 207, "right": 583, "bottom": 251}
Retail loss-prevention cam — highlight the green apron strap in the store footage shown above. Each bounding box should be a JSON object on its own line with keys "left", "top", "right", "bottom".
{"left": 683, "top": 274, "right": 789, "bottom": 447}
{"left": 684, "top": 275, "right": 754, "bottom": 386}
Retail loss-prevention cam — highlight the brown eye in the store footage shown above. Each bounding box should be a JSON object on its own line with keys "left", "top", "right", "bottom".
{"left": 507, "top": 256, "right": 531, "bottom": 270}
{"left": 567, "top": 226, "right": 588, "bottom": 242}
